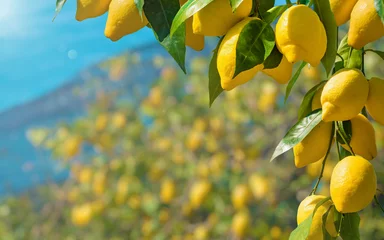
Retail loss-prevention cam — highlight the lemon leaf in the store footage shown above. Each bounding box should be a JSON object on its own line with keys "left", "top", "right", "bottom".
{"left": 135, "top": 0, "right": 145, "bottom": 19}
{"left": 338, "top": 35, "right": 362, "bottom": 69}
{"left": 338, "top": 213, "right": 360, "bottom": 240}
{"left": 298, "top": 80, "right": 326, "bottom": 120}
{"left": 144, "top": 0, "right": 186, "bottom": 72}
{"left": 209, "top": 39, "right": 224, "bottom": 107}
{"left": 314, "top": 0, "right": 337, "bottom": 76}
{"left": 270, "top": 109, "right": 322, "bottom": 162}
{"left": 289, "top": 216, "right": 312, "bottom": 240}
{"left": 365, "top": 49, "right": 384, "bottom": 61}
{"left": 234, "top": 19, "right": 275, "bottom": 77}
{"left": 375, "top": 0, "right": 384, "bottom": 24}
{"left": 322, "top": 205, "right": 337, "bottom": 240}
{"left": 53, "top": 0, "right": 67, "bottom": 21}
{"left": 229, "top": 0, "right": 245, "bottom": 12}
{"left": 259, "top": 0, "right": 275, "bottom": 14}
{"left": 262, "top": 5, "right": 289, "bottom": 24}
{"left": 285, "top": 61, "right": 307, "bottom": 102}
{"left": 170, "top": 0, "right": 214, "bottom": 35}
{"left": 263, "top": 46, "right": 283, "bottom": 69}
{"left": 299, "top": 0, "right": 310, "bottom": 4}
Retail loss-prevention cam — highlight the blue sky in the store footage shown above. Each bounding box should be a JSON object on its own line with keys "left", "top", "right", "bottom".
{"left": 0, "top": 0, "right": 284, "bottom": 112}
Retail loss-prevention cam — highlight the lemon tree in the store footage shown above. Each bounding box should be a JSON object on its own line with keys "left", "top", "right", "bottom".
{"left": 49, "top": 0, "right": 384, "bottom": 239}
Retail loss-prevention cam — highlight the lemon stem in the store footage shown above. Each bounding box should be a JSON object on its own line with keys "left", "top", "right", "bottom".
{"left": 310, "top": 123, "right": 335, "bottom": 195}
{"left": 374, "top": 195, "right": 384, "bottom": 214}
{"left": 337, "top": 214, "right": 344, "bottom": 236}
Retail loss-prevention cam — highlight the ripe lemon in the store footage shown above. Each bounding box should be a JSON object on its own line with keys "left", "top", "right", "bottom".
{"left": 231, "top": 184, "right": 251, "bottom": 209}
{"left": 293, "top": 121, "right": 333, "bottom": 168}
{"left": 297, "top": 195, "right": 337, "bottom": 239}
{"left": 341, "top": 114, "right": 377, "bottom": 160}
{"left": 231, "top": 210, "right": 250, "bottom": 238}
{"left": 331, "top": 156, "right": 377, "bottom": 213}
{"left": 76, "top": 0, "right": 111, "bottom": 21}
{"left": 105, "top": 0, "right": 148, "bottom": 41}
{"left": 348, "top": 0, "right": 384, "bottom": 49}
{"left": 62, "top": 136, "right": 82, "bottom": 159}
{"left": 366, "top": 77, "right": 384, "bottom": 125}
{"left": 262, "top": 56, "right": 293, "bottom": 84}
{"left": 217, "top": 17, "right": 264, "bottom": 90}
{"left": 321, "top": 68, "right": 368, "bottom": 122}
{"left": 330, "top": 0, "right": 358, "bottom": 26}
{"left": 180, "top": 0, "right": 204, "bottom": 51}
{"left": 276, "top": 5, "right": 327, "bottom": 66}
{"left": 192, "top": 0, "right": 253, "bottom": 36}
{"left": 71, "top": 204, "right": 93, "bottom": 226}
{"left": 248, "top": 174, "right": 269, "bottom": 200}
{"left": 160, "top": 178, "right": 176, "bottom": 204}
{"left": 189, "top": 180, "right": 211, "bottom": 209}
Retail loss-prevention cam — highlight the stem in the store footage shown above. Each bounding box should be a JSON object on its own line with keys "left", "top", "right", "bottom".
{"left": 307, "top": 0, "right": 314, "bottom": 7}
{"left": 362, "top": 47, "right": 365, "bottom": 75}
{"left": 338, "top": 214, "right": 344, "bottom": 236}
{"left": 374, "top": 195, "right": 384, "bottom": 214}
{"left": 311, "top": 123, "right": 335, "bottom": 195}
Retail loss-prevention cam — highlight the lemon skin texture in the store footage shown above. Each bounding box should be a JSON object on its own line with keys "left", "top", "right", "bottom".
{"left": 341, "top": 114, "right": 377, "bottom": 160}
{"left": 275, "top": 5, "right": 327, "bottom": 66}
{"left": 297, "top": 195, "right": 338, "bottom": 239}
{"left": 76, "top": 0, "right": 112, "bottom": 21}
{"left": 321, "top": 68, "right": 368, "bottom": 122}
{"left": 262, "top": 56, "right": 293, "bottom": 84}
{"left": 192, "top": 0, "right": 253, "bottom": 36}
{"left": 105, "top": 0, "right": 148, "bottom": 41}
{"left": 330, "top": 156, "right": 377, "bottom": 213}
{"left": 366, "top": 77, "right": 384, "bottom": 125}
{"left": 329, "top": 0, "right": 358, "bottom": 26}
{"left": 217, "top": 18, "right": 264, "bottom": 91}
{"left": 293, "top": 121, "right": 333, "bottom": 168}
{"left": 348, "top": 0, "right": 384, "bottom": 49}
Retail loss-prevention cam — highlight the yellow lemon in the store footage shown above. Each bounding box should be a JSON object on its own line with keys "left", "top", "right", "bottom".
{"left": 160, "top": 178, "right": 176, "bottom": 204}
{"left": 111, "top": 112, "right": 126, "bottom": 129}
{"left": 330, "top": 156, "right": 377, "bottom": 213}
{"left": 105, "top": 0, "right": 148, "bottom": 41}
{"left": 321, "top": 68, "right": 368, "bottom": 122}
{"left": 293, "top": 121, "right": 333, "bottom": 168}
{"left": 348, "top": 0, "right": 384, "bottom": 49}
{"left": 330, "top": 0, "right": 358, "bottom": 26}
{"left": 231, "top": 210, "right": 250, "bottom": 238}
{"left": 189, "top": 180, "right": 211, "bottom": 209}
{"left": 95, "top": 113, "right": 108, "bottom": 132}
{"left": 194, "top": 225, "right": 209, "bottom": 240}
{"left": 341, "top": 114, "right": 377, "bottom": 160}
{"left": 76, "top": 0, "right": 111, "bottom": 21}
{"left": 231, "top": 184, "right": 251, "bottom": 209}
{"left": 71, "top": 204, "right": 93, "bottom": 226}
{"left": 180, "top": 0, "right": 205, "bottom": 51}
{"left": 62, "top": 136, "right": 82, "bottom": 159}
{"left": 297, "top": 195, "right": 337, "bottom": 239}
{"left": 276, "top": 5, "right": 327, "bottom": 66}
{"left": 262, "top": 56, "right": 293, "bottom": 84}
{"left": 92, "top": 171, "right": 106, "bottom": 196}
{"left": 248, "top": 174, "right": 269, "bottom": 200}
{"left": 366, "top": 77, "right": 384, "bottom": 125}
{"left": 217, "top": 17, "right": 264, "bottom": 90}
{"left": 192, "top": 0, "right": 253, "bottom": 36}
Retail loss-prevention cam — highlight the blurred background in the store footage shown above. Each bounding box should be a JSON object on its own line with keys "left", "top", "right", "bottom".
{"left": 1, "top": 0, "right": 384, "bottom": 239}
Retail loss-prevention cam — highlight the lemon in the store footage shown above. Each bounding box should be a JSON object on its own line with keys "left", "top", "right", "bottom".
{"left": 180, "top": 0, "right": 204, "bottom": 51}
{"left": 248, "top": 174, "right": 270, "bottom": 200}
{"left": 231, "top": 184, "right": 251, "bottom": 209}
{"left": 231, "top": 210, "right": 250, "bottom": 238}
{"left": 105, "top": 0, "right": 148, "bottom": 41}
{"left": 189, "top": 180, "right": 211, "bottom": 209}
{"left": 111, "top": 112, "right": 126, "bottom": 129}
{"left": 192, "top": 0, "right": 253, "bottom": 36}
{"left": 348, "top": 0, "right": 384, "bottom": 49}
{"left": 330, "top": 156, "right": 377, "bottom": 213}
{"left": 330, "top": 0, "right": 358, "bottom": 26}
{"left": 321, "top": 68, "right": 368, "bottom": 122}
{"left": 160, "top": 178, "right": 176, "bottom": 204}
{"left": 71, "top": 204, "right": 93, "bottom": 226}
{"left": 217, "top": 17, "right": 264, "bottom": 90}
{"left": 293, "top": 121, "right": 333, "bottom": 168}
{"left": 262, "top": 56, "right": 293, "bottom": 84}
{"left": 76, "top": 0, "right": 111, "bottom": 21}
{"left": 276, "top": 5, "right": 327, "bottom": 66}
{"left": 92, "top": 171, "right": 106, "bottom": 196}
{"left": 62, "top": 136, "right": 82, "bottom": 159}
{"left": 341, "top": 114, "right": 377, "bottom": 160}
{"left": 194, "top": 225, "right": 209, "bottom": 240}
{"left": 297, "top": 195, "right": 337, "bottom": 239}
{"left": 366, "top": 77, "right": 384, "bottom": 125}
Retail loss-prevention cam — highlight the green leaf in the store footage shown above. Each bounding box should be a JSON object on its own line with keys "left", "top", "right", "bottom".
{"left": 297, "top": 80, "right": 326, "bottom": 120}
{"left": 170, "top": 0, "right": 214, "bottom": 35}
{"left": 340, "top": 213, "right": 360, "bottom": 240}
{"left": 53, "top": 0, "right": 67, "bottom": 21}
{"left": 314, "top": 0, "right": 337, "bottom": 76}
{"left": 144, "top": 0, "right": 186, "bottom": 72}
{"left": 365, "top": 49, "right": 384, "bottom": 61}
{"left": 375, "top": 0, "right": 384, "bottom": 24}
{"left": 289, "top": 216, "right": 312, "bottom": 240}
{"left": 135, "top": 0, "right": 145, "bottom": 19}
{"left": 234, "top": 19, "right": 275, "bottom": 77}
{"left": 259, "top": 0, "right": 275, "bottom": 14}
{"left": 285, "top": 62, "right": 307, "bottom": 102}
{"left": 338, "top": 35, "right": 362, "bottom": 69}
{"left": 299, "top": 0, "right": 310, "bottom": 4}
{"left": 322, "top": 206, "right": 337, "bottom": 240}
{"left": 340, "top": 146, "right": 352, "bottom": 158}
{"left": 262, "top": 5, "right": 289, "bottom": 24}
{"left": 263, "top": 46, "right": 283, "bottom": 69}
{"left": 336, "top": 120, "right": 352, "bottom": 144}
{"left": 229, "top": 0, "right": 245, "bottom": 12}
{"left": 270, "top": 109, "right": 323, "bottom": 161}
{"left": 333, "top": 61, "right": 344, "bottom": 73}
{"left": 209, "top": 40, "right": 224, "bottom": 107}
